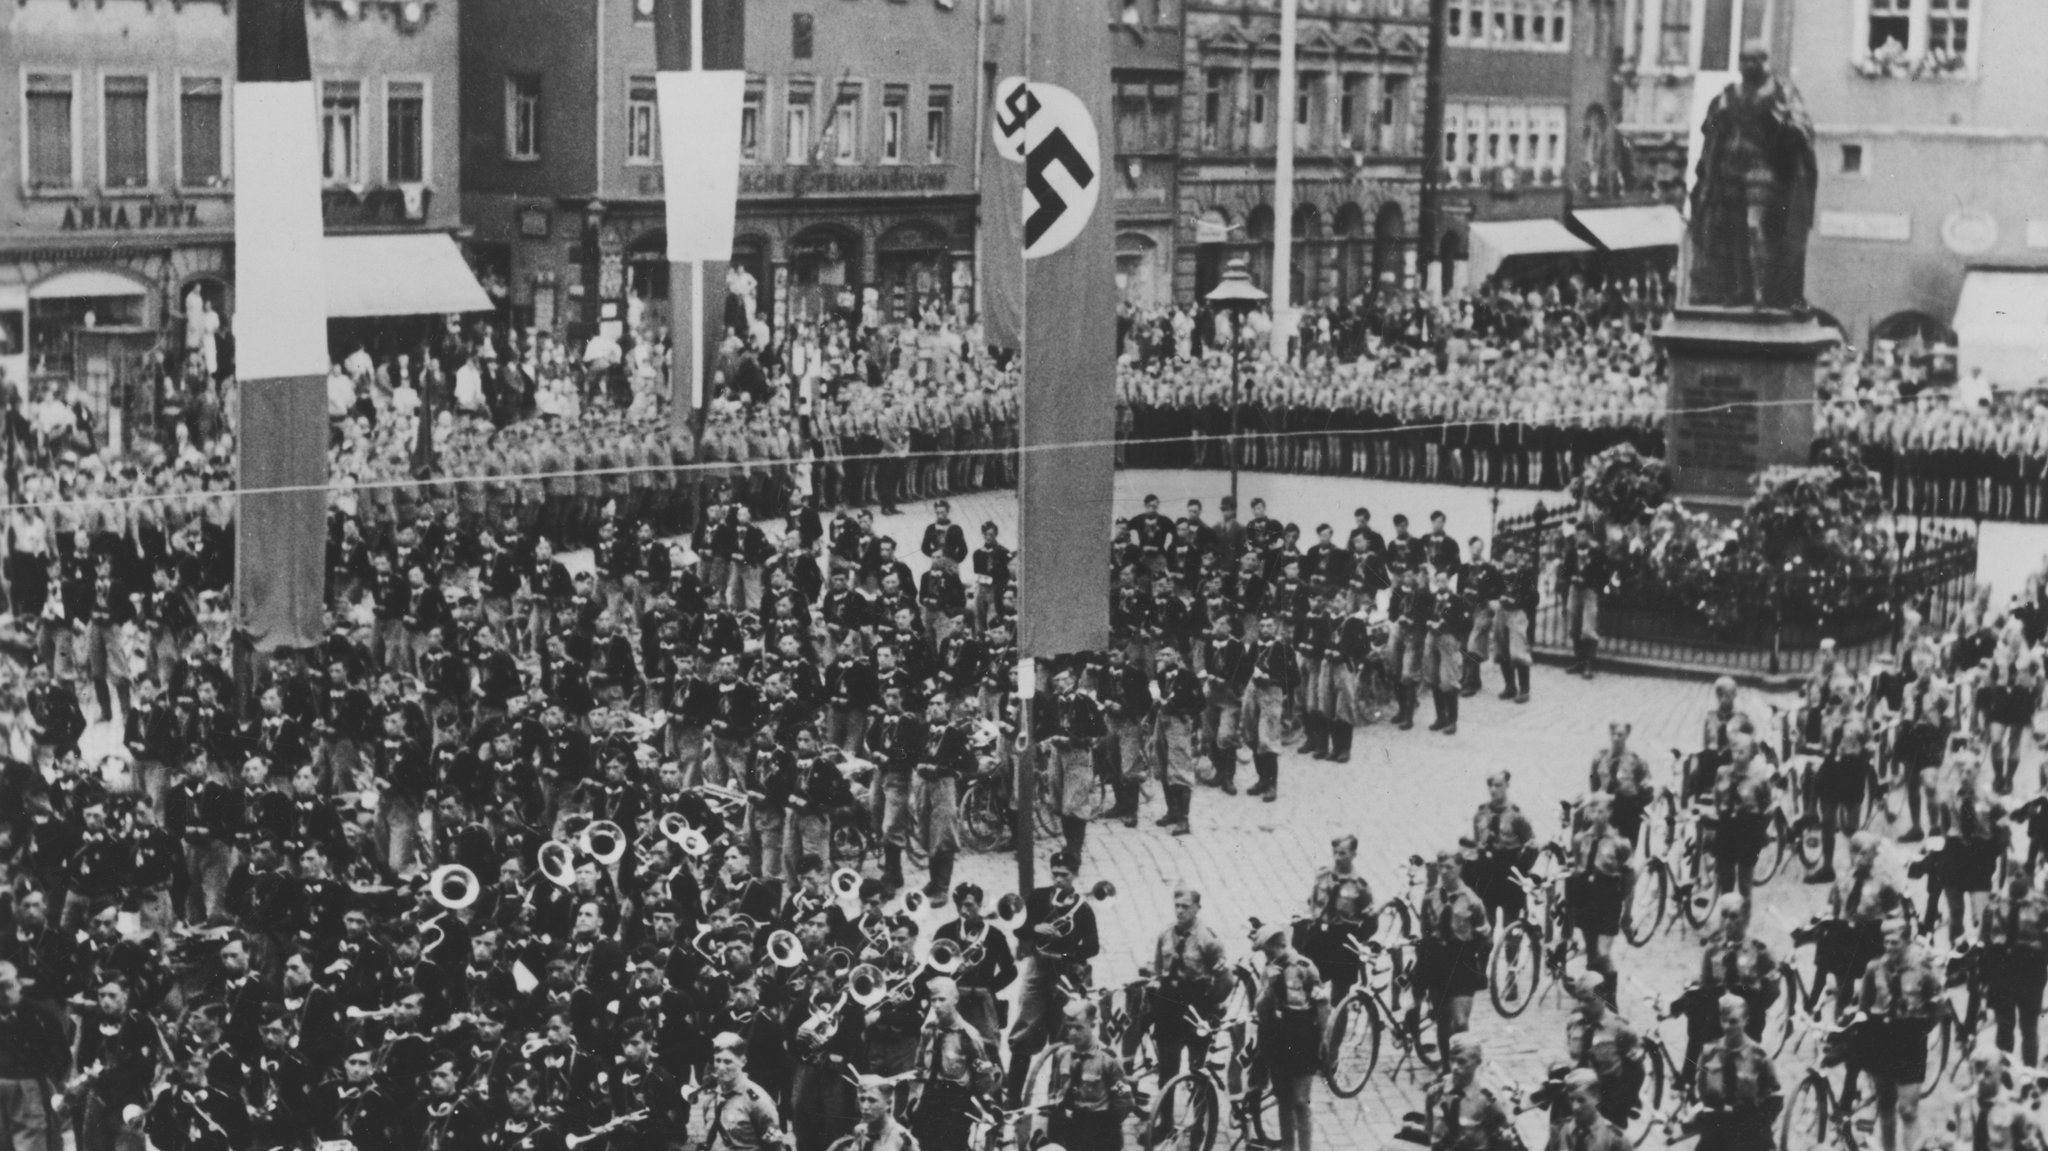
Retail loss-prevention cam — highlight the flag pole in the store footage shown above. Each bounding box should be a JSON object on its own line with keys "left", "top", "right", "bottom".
{"left": 1270, "top": 0, "right": 1298, "bottom": 361}
{"left": 1012, "top": 0, "right": 1035, "bottom": 900}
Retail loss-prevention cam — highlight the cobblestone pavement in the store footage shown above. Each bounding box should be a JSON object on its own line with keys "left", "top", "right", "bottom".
{"left": 841, "top": 473, "right": 1813, "bottom": 1148}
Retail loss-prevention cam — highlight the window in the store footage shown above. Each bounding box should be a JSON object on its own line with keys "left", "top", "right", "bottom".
{"left": 925, "top": 86, "right": 951, "bottom": 163}
{"left": 1867, "top": 0, "right": 1912, "bottom": 53}
{"left": 831, "top": 84, "right": 860, "bottom": 164}
{"left": 1840, "top": 142, "right": 1866, "bottom": 175}
{"left": 26, "top": 72, "right": 76, "bottom": 190}
{"left": 626, "top": 75, "right": 658, "bottom": 163}
{"left": 387, "top": 80, "right": 425, "bottom": 182}
{"left": 1448, "top": 3, "right": 1463, "bottom": 38}
{"left": 1339, "top": 75, "right": 1367, "bottom": 149}
{"left": 881, "top": 85, "right": 906, "bottom": 163}
{"left": 321, "top": 79, "right": 361, "bottom": 182}
{"left": 1149, "top": 84, "right": 1177, "bottom": 151}
{"left": 741, "top": 85, "right": 763, "bottom": 161}
{"left": 786, "top": 87, "right": 813, "bottom": 164}
{"left": 1295, "top": 73, "right": 1318, "bottom": 150}
{"left": 1380, "top": 75, "right": 1409, "bottom": 150}
{"left": 505, "top": 74, "right": 540, "bottom": 160}
{"left": 103, "top": 75, "right": 150, "bottom": 188}
{"left": 1444, "top": 109, "right": 1461, "bottom": 178}
{"left": 1202, "top": 69, "right": 1234, "bottom": 150}
{"left": 792, "top": 13, "right": 814, "bottom": 60}
{"left": 1927, "top": 0, "right": 1969, "bottom": 58}
{"left": 1115, "top": 82, "right": 1148, "bottom": 153}
{"left": 1250, "top": 71, "right": 1274, "bottom": 149}
{"left": 179, "top": 76, "right": 224, "bottom": 187}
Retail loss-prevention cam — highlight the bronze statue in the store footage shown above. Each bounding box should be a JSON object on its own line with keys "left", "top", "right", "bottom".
{"left": 1687, "top": 41, "right": 1818, "bottom": 310}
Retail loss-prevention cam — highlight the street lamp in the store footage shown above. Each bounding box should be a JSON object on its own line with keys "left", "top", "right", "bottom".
{"left": 1206, "top": 257, "right": 1267, "bottom": 508}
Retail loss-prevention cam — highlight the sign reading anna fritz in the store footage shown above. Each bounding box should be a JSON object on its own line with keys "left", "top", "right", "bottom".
{"left": 61, "top": 199, "right": 207, "bottom": 231}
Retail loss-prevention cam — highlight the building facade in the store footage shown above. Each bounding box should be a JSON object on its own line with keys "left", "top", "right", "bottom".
{"left": 1790, "top": 0, "right": 2043, "bottom": 359}
{"left": 1109, "top": 0, "right": 1189, "bottom": 309}
{"left": 1175, "top": 0, "right": 1431, "bottom": 306}
{"left": 2, "top": 0, "right": 464, "bottom": 414}
{"left": 460, "top": 0, "right": 981, "bottom": 344}
{"left": 1611, "top": 0, "right": 1790, "bottom": 201}
{"left": 1437, "top": 0, "right": 1638, "bottom": 279}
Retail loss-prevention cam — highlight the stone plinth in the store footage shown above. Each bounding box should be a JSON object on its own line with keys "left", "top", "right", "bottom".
{"left": 1655, "top": 307, "right": 1839, "bottom": 509}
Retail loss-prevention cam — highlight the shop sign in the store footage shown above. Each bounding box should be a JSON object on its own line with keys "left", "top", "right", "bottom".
{"left": 61, "top": 199, "right": 206, "bottom": 231}
{"left": 738, "top": 167, "right": 951, "bottom": 196}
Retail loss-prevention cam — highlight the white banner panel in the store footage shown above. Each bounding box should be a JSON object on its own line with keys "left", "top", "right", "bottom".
{"left": 233, "top": 82, "right": 329, "bottom": 381}
{"left": 657, "top": 70, "right": 746, "bottom": 264}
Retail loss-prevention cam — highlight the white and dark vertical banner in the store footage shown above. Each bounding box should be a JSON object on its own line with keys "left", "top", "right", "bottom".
{"left": 655, "top": 0, "right": 746, "bottom": 420}
{"left": 995, "top": 2, "right": 1116, "bottom": 658}
{"left": 234, "top": 0, "right": 329, "bottom": 651}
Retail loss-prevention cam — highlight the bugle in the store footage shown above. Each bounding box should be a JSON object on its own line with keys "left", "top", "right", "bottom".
{"left": 1046, "top": 881, "right": 1117, "bottom": 938}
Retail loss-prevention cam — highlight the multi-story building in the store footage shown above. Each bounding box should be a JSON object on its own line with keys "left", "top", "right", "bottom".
{"left": 2, "top": 0, "right": 468, "bottom": 412}
{"left": 1790, "top": 1, "right": 2045, "bottom": 377}
{"left": 1438, "top": 0, "right": 1655, "bottom": 285}
{"left": 1109, "top": 0, "right": 1188, "bottom": 308}
{"left": 460, "top": 0, "right": 980, "bottom": 342}
{"left": 1176, "top": 0, "right": 1431, "bottom": 305}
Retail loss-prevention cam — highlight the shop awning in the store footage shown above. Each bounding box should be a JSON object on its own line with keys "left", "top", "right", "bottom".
{"left": 325, "top": 233, "right": 492, "bottom": 319}
{"left": 1571, "top": 205, "right": 1686, "bottom": 252}
{"left": 1953, "top": 269, "right": 2048, "bottom": 385}
{"left": 1466, "top": 220, "right": 1593, "bottom": 285}
{"left": 30, "top": 268, "right": 149, "bottom": 299}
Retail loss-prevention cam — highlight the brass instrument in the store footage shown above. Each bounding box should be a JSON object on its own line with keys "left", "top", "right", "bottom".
{"left": 429, "top": 864, "right": 480, "bottom": 910}
{"left": 1045, "top": 881, "right": 1117, "bottom": 938}
{"left": 537, "top": 841, "right": 575, "bottom": 889}
{"left": 796, "top": 991, "right": 850, "bottom": 1049}
{"left": 566, "top": 1109, "right": 648, "bottom": 1149}
{"left": 578, "top": 820, "right": 626, "bottom": 867}
{"left": 659, "top": 811, "right": 709, "bottom": 859}
{"left": 991, "top": 893, "right": 1027, "bottom": 932}
{"left": 848, "top": 962, "right": 923, "bottom": 1008}
{"left": 765, "top": 930, "right": 805, "bottom": 969}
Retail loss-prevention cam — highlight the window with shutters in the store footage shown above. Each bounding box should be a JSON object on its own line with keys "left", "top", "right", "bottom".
{"left": 626, "top": 75, "right": 658, "bottom": 163}
{"left": 322, "top": 80, "right": 362, "bottom": 182}
{"left": 387, "top": 80, "right": 426, "bottom": 182}
{"left": 882, "top": 85, "right": 907, "bottom": 163}
{"left": 26, "top": 72, "right": 77, "bottom": 190}
{"left": 103, "top": 74, "right": 151, "bottom": 189}
{"left": 180, "top": 75, "right": 225, "bottom": 188}
{"left": 831, "top": 83, "right": 861, "bottom": 164}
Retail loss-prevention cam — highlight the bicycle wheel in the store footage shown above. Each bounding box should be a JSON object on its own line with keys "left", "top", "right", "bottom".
{"left": 1765, "top": 968, "right": 1800, "bottom": 1059}
{"left": 1034, "top": 772, "right": 1061, "bottom": 838}
{"left": 1322, "top": 995, "right": 1381, "bottom": 1097}
{"left": 1376, "top": 899, "right": 1416, "bottom": 943}
{"left": 1681, "top": 844, "right": 1716, "bottom": 929}
{"left": 1778, "top": 1073, "right": 1835, "bottom": 1151}
{"left": 1640, "top": 791, "right": 1676, "bottom": 859}
{"left": 1923, "top": 1005, "right": 1954, "bottom": 1088}
{"left": 1232, "top": 1081, "right": 1280, "bottom": 1151}
{"left": 830, "top": 819, "right": 869, "bottom": 870}
{"left": 1628, "top": 1042, "right": 1668, "bottom": 1147}
{"left": 957, "top": 779, "right": 1007, "bottom": 853}
{"left": 1793, "top": 814, "right": 1825, "bottom": 872}
{"left": 1489, "top": 922, "right": 1542, "bottom": 1018}
{"left": 1145, "top": 1072, "right": 1220, "bottom": 1151}
{"left": 1623, "top": 861, "right": 1667, "bottom": 947}
{"left": 1752, "top": 811, "right": 1790, "bottom": 886}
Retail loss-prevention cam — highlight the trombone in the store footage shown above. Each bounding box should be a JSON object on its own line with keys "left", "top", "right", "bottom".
{"left": 847, "top": 962, "right": 925, "bottom": 1008}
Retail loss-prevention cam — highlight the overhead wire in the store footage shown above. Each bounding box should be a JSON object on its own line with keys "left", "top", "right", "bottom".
{"left": 0, "top": 393, "right": 1820, "bottom": 518}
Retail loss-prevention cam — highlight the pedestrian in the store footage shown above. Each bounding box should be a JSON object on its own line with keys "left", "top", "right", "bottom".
{"left": 1252, "top": 920, "right": 1327, "bottom": 1151}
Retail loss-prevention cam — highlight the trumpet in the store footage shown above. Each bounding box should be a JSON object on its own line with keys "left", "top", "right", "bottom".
{"left": 1044, "top": 881, "right": 1117, "bottom": 938}
{"left": 796, "top": 991, "right": 849, "bottom": 1048}
{"left": 566, "top": 1110, "right": 648, "bottom": 1149}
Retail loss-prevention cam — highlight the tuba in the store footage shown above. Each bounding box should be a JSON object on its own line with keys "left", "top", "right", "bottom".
{"left": 765, "top": 930, "right": 806, "bottom": 969}
{"left": 429, "top": 864, "right": 481, "bottom": 911}
{"left": 660, "top": 812, "right": 710, "bottom": 859}
{"left": 829, "top": 867, "right": 864, "bottom": 915}
{"left": 925, "top": 936, "right": 965, "bottom": 976}
{"left": 991, "top": 892, "right": 1028, "bottom": 932}
{"left": 579, "top": 820, "right": 626, "bottom": 867}
{"left": 537, "top": 841, "right": 576, "bottom": 889}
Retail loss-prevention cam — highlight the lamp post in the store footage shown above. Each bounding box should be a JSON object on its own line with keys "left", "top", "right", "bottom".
{"left": 1206, "top": 258, "right": 1267, "bottom": 508}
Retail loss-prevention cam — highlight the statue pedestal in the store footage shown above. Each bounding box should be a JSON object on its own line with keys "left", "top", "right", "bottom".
{"left": 1655, "top": 307, "right": 1838, "bottom": 511}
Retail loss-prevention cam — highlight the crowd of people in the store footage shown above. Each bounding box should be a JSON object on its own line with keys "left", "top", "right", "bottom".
{"left": 7, "top": 269, "right": 2048, "bottom": 1151}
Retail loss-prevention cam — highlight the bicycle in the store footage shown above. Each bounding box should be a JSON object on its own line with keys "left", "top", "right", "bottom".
{"left": 1143, "top": 1002, "right": 1278, "bottom": 1151}
{"left": 1489, "top": 846, "right": 1579, "bottom": 1019}
{"left": 1323, "top": 930, "right": 1441, "bottom": 1095}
